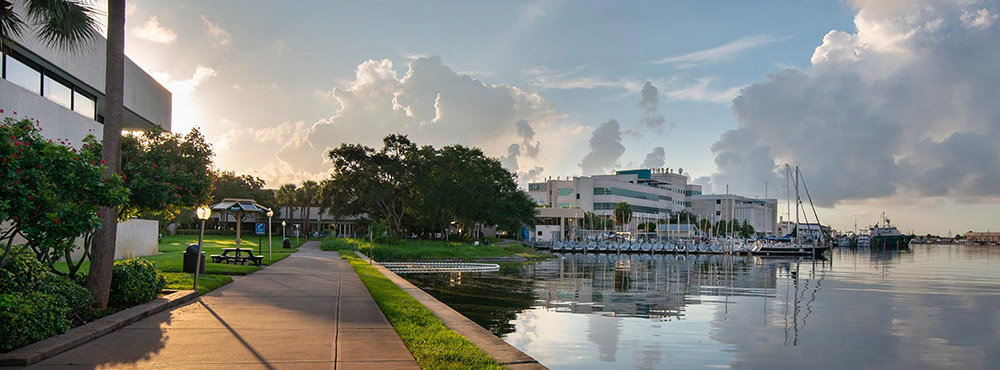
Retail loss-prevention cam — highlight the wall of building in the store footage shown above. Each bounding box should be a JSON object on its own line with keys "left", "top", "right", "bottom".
{"left": 0, "top": 79, "right": 103, "bottom": 145}
{"left": 690, "top": 195, "right": 778, "bottom": 236}
{"left": 4, "top": 6, "right": 171, "bottom": 131}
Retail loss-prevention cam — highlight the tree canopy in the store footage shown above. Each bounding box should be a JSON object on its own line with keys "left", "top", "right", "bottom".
{"left": 322, "top": 134, "right": 535, "bottom": 239}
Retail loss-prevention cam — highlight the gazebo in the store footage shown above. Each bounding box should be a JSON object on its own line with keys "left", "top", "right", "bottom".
{"left": 210, "top": 198, "right": 271, "bottom": 248}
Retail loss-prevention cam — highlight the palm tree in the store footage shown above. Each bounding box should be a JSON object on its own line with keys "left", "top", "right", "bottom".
{"left": 91, "top": 0, "right": 127, "bottom": 309}
{"left": 276, "top": 184, "right": 297, "bottom": 236}
{"left": 613, "top": 202, "right": 632, "bottom": 234}
{"left": 1, "top": 0, "right": 99, "bottom": 53}
{"left": 298, "top": 181, "right": 319, "bottom": 239}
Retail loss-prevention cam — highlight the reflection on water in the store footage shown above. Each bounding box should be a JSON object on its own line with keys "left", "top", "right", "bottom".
{"left": 403, "top": 245, "right": 1000, "bottom": 369}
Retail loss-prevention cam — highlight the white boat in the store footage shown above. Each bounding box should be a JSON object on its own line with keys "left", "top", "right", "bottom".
{"left": 856, "top": 235, "right": 871, "bottom": 247}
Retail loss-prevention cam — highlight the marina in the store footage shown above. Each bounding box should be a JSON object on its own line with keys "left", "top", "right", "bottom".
{"left": 403, "top": 244, "right": 1000, "bottom": 369}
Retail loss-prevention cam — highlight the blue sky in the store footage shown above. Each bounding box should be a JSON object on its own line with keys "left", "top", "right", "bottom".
{"left": 108, "top": 0, "right": 1000, "bottom": 234}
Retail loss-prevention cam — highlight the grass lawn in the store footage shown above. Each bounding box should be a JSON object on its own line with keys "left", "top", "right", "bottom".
{"left": 161, "top": 272, "right": 233, "bottom": 295}
{"left": 320, "top": 237, "right": 548, "bottom": 262}
{"left": 338, "top": 250, "right": 503, "bottom": 369}
{"left": 54, "top": 234, "right": 307, "bottom": 294}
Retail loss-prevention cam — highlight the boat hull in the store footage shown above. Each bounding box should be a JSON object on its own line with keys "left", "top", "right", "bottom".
{"left": 756, "top": 245, "right": 831, "bottom": 257}
{"left": 871, "top": 234, "right": 914, "bottom": 248}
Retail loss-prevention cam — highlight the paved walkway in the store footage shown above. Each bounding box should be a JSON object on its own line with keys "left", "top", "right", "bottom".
{"left": 29, "top": 242, "right": 418, "bottom": 369}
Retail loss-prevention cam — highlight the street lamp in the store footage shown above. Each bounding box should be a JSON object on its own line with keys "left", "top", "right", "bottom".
{"left": 295, "top": 224, "right": 300, "bottom": 245}
{"left": 266, "top": 209, "right": 274, "bottom": 261}
{"left": 282, "top": 220, "right": 286, "bottom": 242}
{"left": 194, "top": 205, "right": 212, "bottom": 291}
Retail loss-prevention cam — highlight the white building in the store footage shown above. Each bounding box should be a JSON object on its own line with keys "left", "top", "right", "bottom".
{"left": 3, "top": 17, "right": 171, "bottom": 258}
{"left": 689, "top": 194, "right": 778, "bottom": 236}
{"left": 528, "top": 168, "right": 702, "bottom": 220}
{"left": 776, "top": 221, "right": 831, "bottom": 239}
{"left": 1, "top": 16, "right": 170, "bottom": 143}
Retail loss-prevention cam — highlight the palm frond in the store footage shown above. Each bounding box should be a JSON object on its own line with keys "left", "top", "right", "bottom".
{"left": 0, "top": 0, "right": 26, "bottom": 51}
{"left": 24, "top": 0, "right": 99, "bottom": 52}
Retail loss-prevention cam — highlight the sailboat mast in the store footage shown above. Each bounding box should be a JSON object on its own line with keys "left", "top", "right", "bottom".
{"left": 795, "top": 166, "right": 801, "bottom": 245}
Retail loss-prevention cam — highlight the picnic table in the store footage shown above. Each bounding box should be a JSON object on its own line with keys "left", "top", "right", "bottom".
{"left": 210, "top": 248, "right": 264, "bottom": 267}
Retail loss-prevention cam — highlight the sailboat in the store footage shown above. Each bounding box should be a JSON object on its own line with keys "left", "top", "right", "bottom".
{"left": 756, "top": 165, "right": 831, "bottom": 257}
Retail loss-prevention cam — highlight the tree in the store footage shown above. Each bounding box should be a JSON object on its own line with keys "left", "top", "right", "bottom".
{"left": 740, "top": 220, "right": 755, "bottom": 239}
{"left": 0, "top": 117, "right": 126, "bottom": 274}
{"left": 275, "top": 183, "right": 297, "bottom": 227}
{"left": 0, "top": 0, "right": 99, "bottom": 53}
{"left": 85, "top": 128, "right": 215, "bottom": 237}
{"left": 613, "top": 202, "right": 632, "bottom": 233}
{"left": 297, "top": 181, "right": 318, "bottom": 238}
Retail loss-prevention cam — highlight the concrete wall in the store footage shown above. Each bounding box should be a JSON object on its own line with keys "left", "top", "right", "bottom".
{"left": 0, "top": 79, "right": 103, "bottom": 145}
{"left": 8, "top": 219, "right": 160, "bottom": 261}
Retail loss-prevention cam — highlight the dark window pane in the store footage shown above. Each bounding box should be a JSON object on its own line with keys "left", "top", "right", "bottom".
{"left": 5, "top": 55, "right": 41, "bottom": 94}
{"left": 44, "top": 75, "right": 72, "bottom": 109}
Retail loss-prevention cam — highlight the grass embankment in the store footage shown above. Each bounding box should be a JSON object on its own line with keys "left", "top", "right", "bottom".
{"left": 321, "top": 237, "right": 547, "bottom": 261}
{"left": 55, "top": 234, "right": 306, "bottom": 294}
{"left": 338, "top": 251, "right": 504, "bottom": 369}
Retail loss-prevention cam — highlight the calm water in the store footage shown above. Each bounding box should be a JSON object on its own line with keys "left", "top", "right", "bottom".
{"left": 403, "top": 245, "right": 1000, "bottom": 369}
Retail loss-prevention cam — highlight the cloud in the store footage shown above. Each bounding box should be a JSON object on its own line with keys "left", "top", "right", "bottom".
{"left": 525, "top": 65, "right": 643, "bottom": 91}
{"left": 961, "top": 8, "right": 998, "bottom": 28}
{"left": 134, "top": 16, "right": 177, "bottom": 44}
{"left": 649, "top": 35, "right": 790, "bottom": 68}
{"left": 201, "top": 15, "right": 231, "bottom": 48}
{"left": 637, "top": 82, "right": 666, "bottom": 131}
{"left": 642, "top": 146, "right": 665, "bottom": 168}
{"left": 704, "top": 0, "right": 1000, "bottom": 206}
{"left": 579, "top": 119, "right": 625, "bottom": 175}
{"left": 149, "top": 66, "right": 218, "bottom": 134}
{"left": 276, "top": 56, "right": 563, "bottom": 177}
{"left": 664, "top": 78, "right": 742, "bottom": 104}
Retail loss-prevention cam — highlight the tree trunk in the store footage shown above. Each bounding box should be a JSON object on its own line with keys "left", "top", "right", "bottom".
{"left": 89, "top": 0, "right": 126, "bottom": 310}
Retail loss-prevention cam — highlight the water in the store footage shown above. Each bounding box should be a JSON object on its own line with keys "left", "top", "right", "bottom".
{"left": 402, "top": 245, "right": 1000, "bottom": 369}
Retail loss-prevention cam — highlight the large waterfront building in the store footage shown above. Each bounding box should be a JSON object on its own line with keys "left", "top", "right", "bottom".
{"left": 528, "top": 168, "right": 702, "bottom": 219}
{"left": 689, "top": 194, "right": 778, "bottom": 236}
{"left": 3, "top": 18, "right": 170, "bottom": 259}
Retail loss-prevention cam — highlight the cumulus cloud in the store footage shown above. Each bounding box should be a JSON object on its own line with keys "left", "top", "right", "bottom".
{"left": 642, "top": 146, "right": 666, "bottom": 168}
{"left": 134, "top": 16, "right": 177, "bottom": 44}
{"left": 637, "top": 82, "right": 666, "bottom": 131}
{"left": 277, "top": 56, "right": 562, "bottom": 177}
{"left": 704, "top": 0, "right": 1000, "bottom": 205}
{"left": 201, "top": 15, "right": 231, "bottom": 48}
{"left": 579, "top": 119, "right": 625, "bottom": 175}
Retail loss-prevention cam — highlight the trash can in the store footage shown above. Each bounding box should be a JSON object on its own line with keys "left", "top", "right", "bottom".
{"left": 183, "top": 244, "right": 205, "bottom": 273}
{"left": 283, "top": 238, "right": 291, "bottom": 249}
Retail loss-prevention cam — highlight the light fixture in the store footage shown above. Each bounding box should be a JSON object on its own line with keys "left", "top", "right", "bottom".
{"left": 196, "top": 205, "right": 212, "bottom": 220}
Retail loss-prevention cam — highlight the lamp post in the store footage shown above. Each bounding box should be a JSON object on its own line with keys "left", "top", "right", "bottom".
{"left": 282, "top": 220, "right": 286, "bottom": 242}
{"left": 266, "top": 209, "right": 274, "bottom": 261}
{"left": 295, "top": 224, "right": 299, "bottom": 245}
{"left": 194, "top": 205, "right": 212, "bottom": 291}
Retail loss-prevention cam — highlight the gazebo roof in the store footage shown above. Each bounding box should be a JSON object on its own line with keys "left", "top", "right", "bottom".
{"left": 211, "top": 198, "right": 271, "bottom": 213}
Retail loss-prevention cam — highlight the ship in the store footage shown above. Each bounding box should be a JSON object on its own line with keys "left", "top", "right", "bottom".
{"left": 869, "top": 214, "right": 914, "bottom": 248}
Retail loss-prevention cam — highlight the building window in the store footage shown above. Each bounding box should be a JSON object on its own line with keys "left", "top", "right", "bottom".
{"left": 716, "top": 199, "right": 721, "bottom": 204}
{"left": 558, "top": 188, "right": 573, "bottom": 196}
{"left": 73, "top": 91, "right": 96, "bottom": 119}
{"left": 716, "top": 211, "right": 721, "bottom": 216}
{"left": 576, "top": 193, "right": 580, "bottom": 199}
{"left": 557, "top": 202, "right": 571, "bottom": 208}
{"left": 43, "top": 75, "right": 72, "bottom": 109}
{"left": 4, "top": 53, "right": 41, "bottom": 94}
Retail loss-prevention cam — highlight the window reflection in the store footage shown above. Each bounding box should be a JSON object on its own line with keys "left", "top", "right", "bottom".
{"left": 43, "top": 75, "right": 72, "bottom": 109}
{"left": 73, "top": 91, "right": 95, "bottom": 119}
{"left": 4, "top": 54, "right": 41, "bottom": 94}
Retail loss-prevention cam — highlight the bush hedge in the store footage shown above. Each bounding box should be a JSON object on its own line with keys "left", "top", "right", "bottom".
{"left": 109, "top": 258, "right": 166, "bottom": 307}
{"left": 0, "top": 248, "right": 47, "bottom": 294}
{"left": 0, "top": 292, "right": 70, "bottom": 352}
{"left": 37, "top": 274, "right": 93, "bottom": 316}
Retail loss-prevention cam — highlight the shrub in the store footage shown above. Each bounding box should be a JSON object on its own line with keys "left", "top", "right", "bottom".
{"left": 0, "top": 292, "right": 71, "bottom": 352}
{"left": 37, "top": 274, "right": 93, "bottom": 316}
{"left": 0, "top": 247, "right": 47, "bottom": 294}
{"left": 109, "top": 259, "right": 166, "bottom": 307}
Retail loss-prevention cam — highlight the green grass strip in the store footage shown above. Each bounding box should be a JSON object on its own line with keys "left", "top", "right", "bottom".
{"left": 323, "top": 237, "right": 548, "bottom": 262}
{"left": 338, "top": 250, "right": 504, "bottom": 370}
{"left": 161, "top": 272, "right": 233, "bottom": 295}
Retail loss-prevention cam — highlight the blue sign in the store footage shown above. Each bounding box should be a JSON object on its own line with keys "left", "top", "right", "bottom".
{"left": 522, "top": 226, "right": 530, "bottom": 240}
{"left": 255, "top": 223, "right": 266, "bottom": 236}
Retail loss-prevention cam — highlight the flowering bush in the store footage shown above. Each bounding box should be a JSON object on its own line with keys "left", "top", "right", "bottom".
{"left": 0, "top": 116, "right": 127, "bottom": 273}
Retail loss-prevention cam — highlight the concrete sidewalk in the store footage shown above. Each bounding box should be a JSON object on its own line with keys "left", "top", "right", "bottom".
{"left": 28, "top": 241, "right": 417, "bottom": 369}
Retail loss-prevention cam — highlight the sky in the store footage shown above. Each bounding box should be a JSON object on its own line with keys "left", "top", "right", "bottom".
{"left": 99, "top": 0, "right": 1000, "bottom": 236}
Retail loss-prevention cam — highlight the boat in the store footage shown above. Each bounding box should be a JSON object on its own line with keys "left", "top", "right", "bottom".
{"left": 856, "top": 235, "right": 871, "bottom": 247}
{"left": 869, "top": 214, "right": 914, "bottom": 248}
